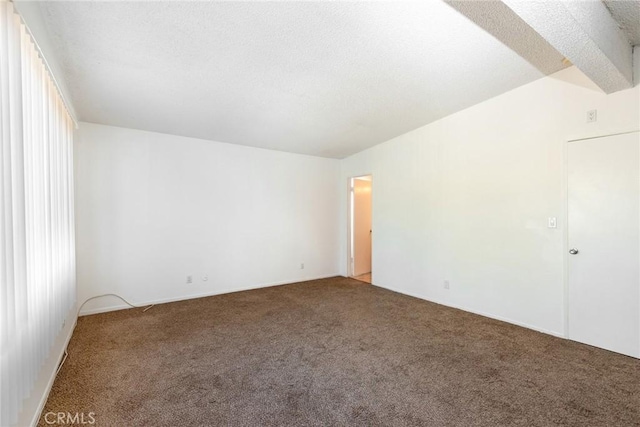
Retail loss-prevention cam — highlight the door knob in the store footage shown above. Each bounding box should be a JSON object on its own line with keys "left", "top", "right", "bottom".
{"left": 569, "top": 248, "right": 579, "bottom": 255}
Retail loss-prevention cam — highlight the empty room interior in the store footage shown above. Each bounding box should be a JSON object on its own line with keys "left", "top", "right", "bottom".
{"left": 2, "top": 0, "right": 640, "bottom": 426}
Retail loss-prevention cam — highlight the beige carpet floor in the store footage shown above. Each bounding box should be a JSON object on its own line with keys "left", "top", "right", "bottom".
{"left": 40, "top": 277, "right": 639, "bottom": 426}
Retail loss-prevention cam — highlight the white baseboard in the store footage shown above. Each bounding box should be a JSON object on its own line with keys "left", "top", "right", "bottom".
{"left": 79, "top": 274, "right": 340, "bottom": 316}
{"left": 373, "top": 282, "right": 566, "bottom": 339}
{"left": 15, "top": 307, "right": 78, "bottom": 427}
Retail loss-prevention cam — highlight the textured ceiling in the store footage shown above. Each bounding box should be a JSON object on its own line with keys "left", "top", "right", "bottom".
{"left": 603, "top": 0, "right": 640, "bottom": 46}
{"left": 38, "top": 1, "right": 549, "bottom": 158}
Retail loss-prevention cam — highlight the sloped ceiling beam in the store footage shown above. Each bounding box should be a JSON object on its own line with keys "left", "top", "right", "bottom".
{"left": 448, "top": 0, "right": 634, "bottom": 94}
{"left": 446, "top": 1, "right": 569, "bottom": 76}
{"left": 503, "top": 0, "right": 633, "bottom": 93}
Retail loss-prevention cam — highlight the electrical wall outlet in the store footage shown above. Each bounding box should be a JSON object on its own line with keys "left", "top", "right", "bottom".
{"left": 444, "top": 280, "right": 450, "bottom": 290}
{"left": 202, "top": 275, "right": 208, "bottom": 282}
{"left": 186, "top": 275, "right": 192, "bottom": 284}
{"left": 300, "top": 263, "right": 304, "bottom": 269}
{"left": 587, "top": 109, "right": 597, "bottom": 123}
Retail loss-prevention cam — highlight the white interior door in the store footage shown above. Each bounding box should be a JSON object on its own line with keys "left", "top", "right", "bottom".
{"left": 567, "top": 132, "right": 640, "bottom": 358}
{"left": 353, "top": 178, "right": 372, "bottom": 277}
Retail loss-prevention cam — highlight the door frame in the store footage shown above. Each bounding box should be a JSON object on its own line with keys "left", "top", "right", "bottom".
{"left": 564, "top": 129, "right": 640, "bottom": 343}
{"left": 347, "top": 174, "right": 373, "bottom": 278}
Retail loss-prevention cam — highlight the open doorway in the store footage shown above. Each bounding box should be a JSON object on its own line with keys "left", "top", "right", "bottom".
{"left": 349, "top": 175, "right": 372, "bottom": 283}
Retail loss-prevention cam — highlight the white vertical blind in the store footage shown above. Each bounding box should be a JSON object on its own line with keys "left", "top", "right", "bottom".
{"left": 0, "top": 1, "right": 75, "bottom": 425}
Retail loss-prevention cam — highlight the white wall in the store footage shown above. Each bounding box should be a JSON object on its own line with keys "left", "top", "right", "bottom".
{"left": 75, "top": 123, "right": 340, "bottom": 314}
{"left": 339, "top": 66, "right": 640, "bottom": 337}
